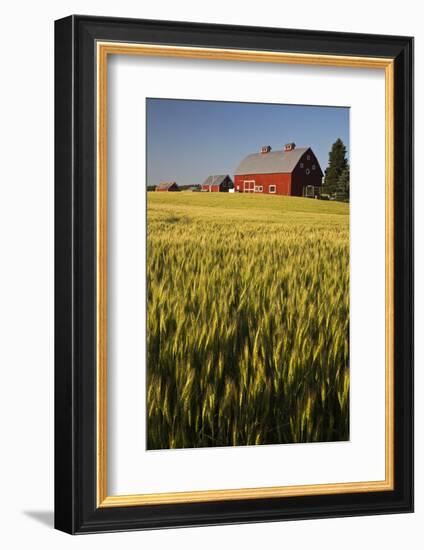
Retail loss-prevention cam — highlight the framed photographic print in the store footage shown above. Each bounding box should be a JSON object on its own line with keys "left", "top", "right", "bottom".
{"left": 54, "top": 15, "right": 414, "bottom": 534}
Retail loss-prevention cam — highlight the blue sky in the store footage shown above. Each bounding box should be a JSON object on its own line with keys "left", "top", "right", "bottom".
{"left": 146, "top": 98, "right": 349, "bottom": 187}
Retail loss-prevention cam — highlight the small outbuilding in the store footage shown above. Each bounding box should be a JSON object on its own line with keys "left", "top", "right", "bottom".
{"left": 155, "top": 181, "right": 180, "bottom": 192}
{"left": 201, "top": 174, "right": 233, "bottom": 193}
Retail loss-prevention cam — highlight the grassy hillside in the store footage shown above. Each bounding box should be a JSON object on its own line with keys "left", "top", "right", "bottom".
{"left": 147, "top": 193, "right": 349, "bottom": 449}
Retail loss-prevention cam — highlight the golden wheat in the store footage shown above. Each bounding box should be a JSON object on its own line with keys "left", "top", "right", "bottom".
{"left": 147, "top": 193, "right": 349, "bottom": 449}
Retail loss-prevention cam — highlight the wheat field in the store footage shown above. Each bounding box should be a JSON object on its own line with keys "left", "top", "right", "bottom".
{"left": 147, "top": 192, "right": 349, "bottom": 450}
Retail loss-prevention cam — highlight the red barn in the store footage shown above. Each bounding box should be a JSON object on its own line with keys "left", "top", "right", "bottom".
{"left": 234, "top": 143, "right": 323, "bottom": 197}
{"left": 155, "top": 181, "right": 179, "bottom": 192}
{"left": 201, "top": 174, "right": 233, "bottom": 192}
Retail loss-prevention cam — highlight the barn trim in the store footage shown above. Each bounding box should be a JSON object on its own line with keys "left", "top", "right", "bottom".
{"left": 243, "top": 179, "right": 255, "bottom": 193}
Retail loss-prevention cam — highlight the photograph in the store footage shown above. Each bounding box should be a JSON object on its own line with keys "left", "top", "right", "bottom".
{"left": 51, "top": 13, "right": 413, "bottom": 535}
{"left": 0, "top": 0, "right": 417, "bottom": 541}
{"left": 146, "top": 98, "right": 350, "bottom": 450}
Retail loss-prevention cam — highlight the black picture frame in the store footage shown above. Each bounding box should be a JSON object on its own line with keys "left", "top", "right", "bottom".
{"left": 55, "top": 15, "right": 414, "bottom": 534}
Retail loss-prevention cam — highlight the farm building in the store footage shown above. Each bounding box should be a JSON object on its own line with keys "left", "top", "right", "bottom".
{"left": 201, "top": 174, "right": 233, "bottom": 192}
{"left": 155, "top": 181, "right": 180, "bottom": 192}
{"left": 234, "top": 143, "right": 323, "bottom": 197}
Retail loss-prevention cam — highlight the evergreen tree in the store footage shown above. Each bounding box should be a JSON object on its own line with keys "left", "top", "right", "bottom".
{"left": 337, "top": 166, "right": 350, "bottom": 199}
{"left": 324, "top": 138, "right": 348, "bottom": 194}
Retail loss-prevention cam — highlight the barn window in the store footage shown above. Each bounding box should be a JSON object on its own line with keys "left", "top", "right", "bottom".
{"left": 306, "top": 168, "right": 310, "bottom": 175}
{"left": 300, "top": 162, "right": 304, "bottom": 168}
{"left": 312, "top": 164, "right": 316, "bottom": 170}
{"left": 269, "top": 185, "right": 276, "bottom": 193}
{"left": 307, "top": 154, "right": 311, "bottom": 160}
{"left": 255, "top": 186, "right": 263, "bottom": 192}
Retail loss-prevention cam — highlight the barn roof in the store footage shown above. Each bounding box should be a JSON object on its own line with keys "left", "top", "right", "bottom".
{"left": 202, "top": 174, "right": 232, "bottom": 187}
{"left": 156, "top": 181, "right": 178, "bottom": 190}
{"left": 234, "top": 147, "right": 309, "bottom": 175}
